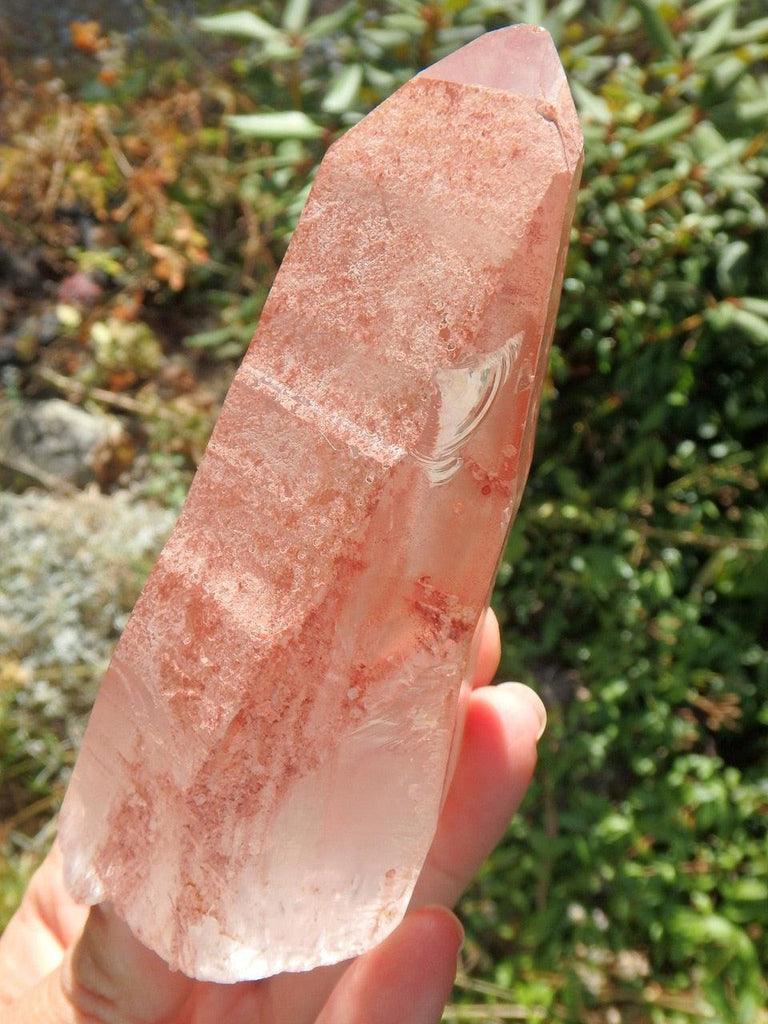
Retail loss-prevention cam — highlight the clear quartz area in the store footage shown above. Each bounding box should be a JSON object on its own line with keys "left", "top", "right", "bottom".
{"left": 58, "top": 24, "right": 583, "bottom": 982}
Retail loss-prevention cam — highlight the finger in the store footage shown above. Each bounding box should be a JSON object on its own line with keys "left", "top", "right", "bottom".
{"left": 0, "top": 844, "right": 88, "bottom": 1004}
{"left": 0, "top": 895, "right": 67, "bottom": 1008}
{"left": 265, "top": 682, "right": 545, "bottom": 1024}
{"left": 32, "top": 844, "right": 90, "bottom": 949}
{"left": 472, "top": 607, "right": 501, "bottom": 689}
{"left": 63, "top": 903, "right": 193, "bottom": 1022}
{"left": 315, "top": 907, "right": 463, "bottom": 1024}
{"left": 0, "top": 903, "right": 195, "bottom": 1024}
{"left": 411, "top": 682, "right": 546, "bottom": 909}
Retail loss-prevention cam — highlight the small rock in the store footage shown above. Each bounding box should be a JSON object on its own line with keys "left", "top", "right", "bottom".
{"left": 1, "top": 398, "right": 127, "bottom": 487}
{"left": 38, "top": 310, "right": 64, "bottom": 345}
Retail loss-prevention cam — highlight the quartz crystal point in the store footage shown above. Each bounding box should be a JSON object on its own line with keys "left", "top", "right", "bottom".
{"left": 59, "top": 24, "right": 583, "bottom": 982}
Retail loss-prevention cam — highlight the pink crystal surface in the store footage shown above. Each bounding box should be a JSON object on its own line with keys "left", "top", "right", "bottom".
{"left": 58, "top": 25, "right": 583, "bottom": 982}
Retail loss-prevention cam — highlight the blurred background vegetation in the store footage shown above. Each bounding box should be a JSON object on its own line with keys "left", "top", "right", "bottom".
{"left": 1, "top": 0, "right": 766, "bottom": 1020}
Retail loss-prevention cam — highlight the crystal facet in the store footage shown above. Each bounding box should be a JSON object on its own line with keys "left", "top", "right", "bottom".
{"left": 59, "top": 25, "right": 583, "bottom": 982}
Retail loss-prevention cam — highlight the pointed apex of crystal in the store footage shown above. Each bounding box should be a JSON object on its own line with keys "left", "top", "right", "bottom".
{"left": 420, "top": 25, "right": 581, "bottom": 169}
{"left": 421, "top": 24, "right": 561, "bottom": 96}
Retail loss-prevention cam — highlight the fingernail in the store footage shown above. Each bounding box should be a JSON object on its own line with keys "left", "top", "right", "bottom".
{"left": 417, "top": 906, "right": 465, "bottom": 950}
{"left": 499, "top": 682, "right": 547, "bottom": 740}
{"left": 449, "top": 911, "right": 465, "bottom": 950}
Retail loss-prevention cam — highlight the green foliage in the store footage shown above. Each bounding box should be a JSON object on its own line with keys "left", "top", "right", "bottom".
{"left": 489, "top": 0, "right": 766, "bottom": 1019}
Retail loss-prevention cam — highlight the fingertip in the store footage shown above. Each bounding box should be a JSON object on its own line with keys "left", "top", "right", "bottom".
{"left": 491, "top": 681, "right": 547, "bottom": 741}
{"left": 409, "top": 905, "right": 465, "bottom": 953}
{"left": 316, "top": 906, "right": 462, "bottom": 1024}
{"left": 412, "top": 680, "right": 543, "bottom": 911}
{"left": 473, "top": 607, "right": 501, "bottom": 689}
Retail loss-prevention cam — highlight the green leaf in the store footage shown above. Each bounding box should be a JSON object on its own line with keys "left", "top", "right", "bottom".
{"left": 521, "top": 0, "right": 546, "bottom": 23}
{"left": 541, "top": 0, "right": 587, "bottom": 46}
{"left": 195, "top": 11, "right": 283, "bottom": 42}
{"left": 716, "top": 239, "right": 749, "bottom": 291}
{"left": 740, "top": 297, "right": 768, "bottom": 319}
{"left": 362, "top": 27, "right": 412, "bottom": 48}
{"left": 387, "top": 0, "right": 423, "bottom": 15}
{"left": 628, "top": 107, "right": 696, "bottom": 148}
{"left": 626, "top": 0, "right": 680, "bottom": 57}
{"left": 672, "top": 909, "right": 754, "bottom": 957}
{"left": 597, "top": 812, "right": 633, "bottom": 843}
{"left": 363, "top": 63, "right": 398, "bottom": 92}
{"left": 727, "top": 879, "right": 768, "bottom": 902}
{"left": 687, "top": 0, "right": 737, "bottom": 21}
{"left": 184, "top": 327, "right": 236, "bottom": 349}
{"left": 303, "top": 2, "right": 357, "bottom": 42}
{"left": 226, "top": 111, "right": 324, "bottom": 140}
{"left": 736, "top": 96, "right": 768, "bottom": 122}
{"left": 727, "top": 17, "right": 768, "bottom": 45}
{"left": 729, "top": 308, "right": 768, "bottom": 345}
{"left": 281, "top": 0, "right": 312, "bottom": 33}
{"left": 259, "top": 38, "right": 304, "bottom": 62}
{"left": 571, "top": 81, "right": 612, "bottom": 125}
{"left": 706, "top": 302, "right": 768, "bottom": 344}
{"left": 321, "top": 64, "right": 363, "bottom": 114}
{"left": 381, "top": 12, "right": 426, "bottom": 35}
{"left": 688, "top": 7, "right": 735, "bottom": 61}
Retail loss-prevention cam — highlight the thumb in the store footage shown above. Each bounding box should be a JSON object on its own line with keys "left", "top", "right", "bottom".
{"left": 1, "top": 903, "right": 193, "bottom": 1024}
{"left": 315, "top": 907, "right": 463, "bottom": 1024}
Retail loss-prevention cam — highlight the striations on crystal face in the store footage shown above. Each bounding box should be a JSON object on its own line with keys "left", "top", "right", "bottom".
{"left": 58, "top": 24, "right": 584, "bottom": 983}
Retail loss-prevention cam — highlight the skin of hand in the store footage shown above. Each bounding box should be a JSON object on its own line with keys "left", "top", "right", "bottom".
{"left": 0, "top": 609, "right": 546, "bottom": 1024}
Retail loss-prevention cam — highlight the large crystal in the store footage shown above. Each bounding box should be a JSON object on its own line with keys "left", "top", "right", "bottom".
{"left": 58, "top": 25, "right": 583, "bottom": 982}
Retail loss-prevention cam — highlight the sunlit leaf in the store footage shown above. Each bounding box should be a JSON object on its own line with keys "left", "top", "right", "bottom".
{"left": 687, "top": 0, "right": 738, "bottom": 21}
{"left": 195, "top": 11, "right": 283, "bottom": 42}
{"left": 226, "top": 111, "right": 324, "bottom": 139}
{"left": 727, "top": 17, "right": 768, "bottom": 45}
{"left": 184, "top": 326, "right": 236, "bottom": 349}
{"left": 740, "top": 296, "right": 768, "bottom": 318}
{"left": 688, "top": 7, "right": 735, "bottom": 61}
{"left": 281, "top": 0, "right": 312, "bottom": 33}
{"left": 716, "top": 239, "right": 749, "bottom": 291}
{"left": 627, "top": 0, "right": 680, "bottom": 56}
{"left": 628, "top": 107, "right": 696, "bottom": 148}
{"left": 737, "top": 96, "right": 768, "bottom": 122}
{"left": 322, "top": 64, "right": 363, "bottom": 113}
{"left": 303, "top": 2, "right": 357, "bottom": 42}
{"left": 571, "top": 80, "right": 612, "bottom": 124}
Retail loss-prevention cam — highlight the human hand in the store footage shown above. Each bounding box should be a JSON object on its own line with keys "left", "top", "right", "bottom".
{"left": 0, "top": 610, "right": 545, "bottom": 1024}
